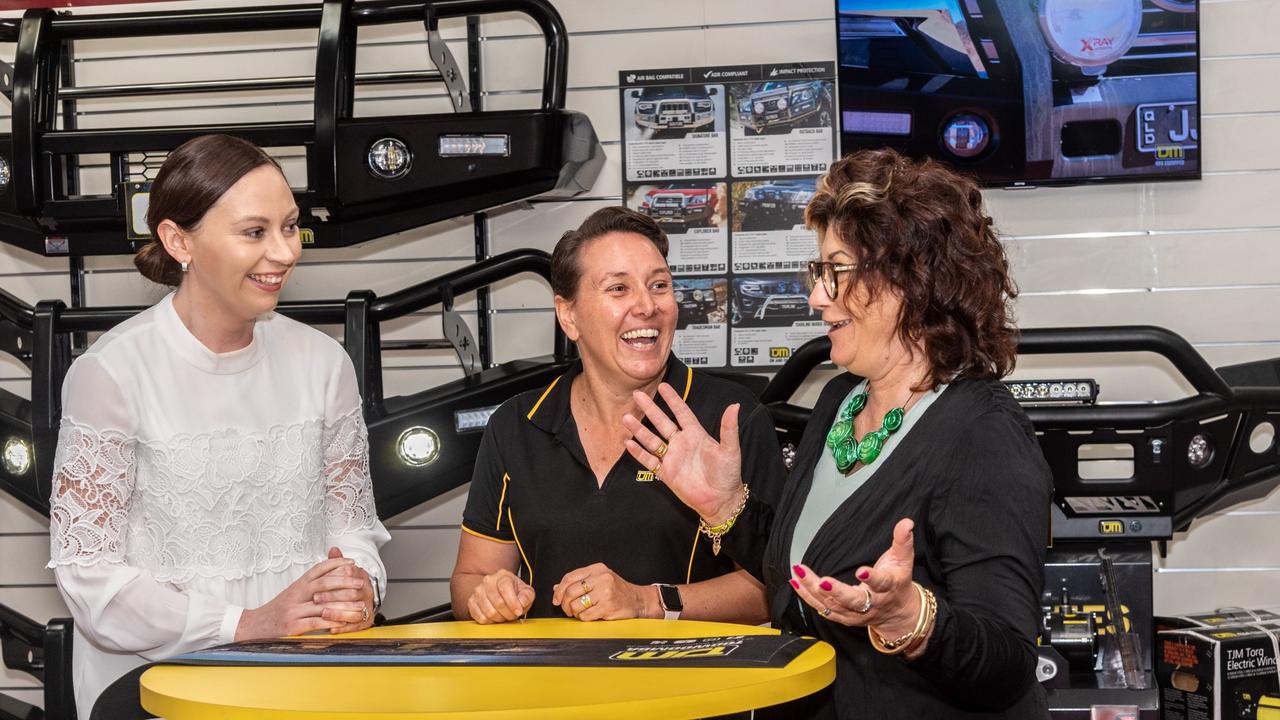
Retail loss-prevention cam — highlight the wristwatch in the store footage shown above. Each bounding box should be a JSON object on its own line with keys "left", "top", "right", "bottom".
{"left": 653, "top": 583, "right": 683, "bottom": 621}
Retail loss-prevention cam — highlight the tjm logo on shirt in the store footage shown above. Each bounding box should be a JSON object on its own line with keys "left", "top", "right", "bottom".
{"left": 635, "top": 470, "right": 656, "bottom": 482}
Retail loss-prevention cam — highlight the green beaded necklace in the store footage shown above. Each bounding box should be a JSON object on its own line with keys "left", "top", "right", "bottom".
{"left": 825, "top": 390, "right": 912, "bottom": 473}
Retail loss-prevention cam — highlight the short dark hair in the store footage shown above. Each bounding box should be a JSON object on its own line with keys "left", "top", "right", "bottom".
{"left": 805, "top": 148, "right": 1019, "bottom": 389}
{"left": 134, "top": 134, "right": 283, "bottom": 287}
{"left": 550, "top": 206, "right": 669, "bottom": 299}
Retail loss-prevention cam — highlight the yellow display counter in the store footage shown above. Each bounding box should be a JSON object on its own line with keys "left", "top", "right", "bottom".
{"left": 140, "top": 618, "right": 835, "bottom": 719}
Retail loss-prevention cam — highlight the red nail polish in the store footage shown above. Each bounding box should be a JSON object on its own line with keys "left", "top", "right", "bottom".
{"left": 793, "top": 565, "right": 806, "bottom": 578}
{"left": 789, "top": 579, "right": 800, "bottom": 589}
{"left": 857, "top": 570, "right": 870, "bottom": 580}
{"left": 820, "top": 581, "right": 832, "bottom": 591}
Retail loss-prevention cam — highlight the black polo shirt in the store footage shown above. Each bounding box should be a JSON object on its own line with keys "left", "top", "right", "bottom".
{"left": 461, "top": 355, "right": 786, "bottom": 618}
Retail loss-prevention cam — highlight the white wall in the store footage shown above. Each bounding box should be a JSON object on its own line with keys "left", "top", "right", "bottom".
{"left": 1, "top": 0, "right": 1278, "bottom": 706}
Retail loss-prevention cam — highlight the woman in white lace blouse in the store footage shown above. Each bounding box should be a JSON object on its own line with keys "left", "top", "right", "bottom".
{"left": 46, "top": 134, "right": 391, "bottom": 717}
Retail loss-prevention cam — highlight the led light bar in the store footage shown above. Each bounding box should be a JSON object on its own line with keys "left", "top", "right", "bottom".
{"left": 438, "top": 134, "right": 510, "bottom": 157}
{"left": 1004, "top": 379, "right": 1099, "bottom": 404}
{"left": 455, "top": 404, "right": 501, "bottom": 432}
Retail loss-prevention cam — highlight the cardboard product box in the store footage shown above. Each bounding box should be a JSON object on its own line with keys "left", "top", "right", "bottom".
{"left": 1157, "top": 623, "right": 1280, "bottom": 720}
{"left": 1157, "top": 609, "right": 1280, "bottom": 634}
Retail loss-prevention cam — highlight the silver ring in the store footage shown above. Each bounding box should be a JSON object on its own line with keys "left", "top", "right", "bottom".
{"left": 820, "top": 606, "right": 832, "bottom": 618}
{"left": 854, "top": 586, "right": 873, "bottom": 614}
{"left": 361, "top": 605, "right": 370, "bottom": 623}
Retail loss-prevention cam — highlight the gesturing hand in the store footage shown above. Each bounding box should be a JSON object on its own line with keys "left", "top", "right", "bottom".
{"left": 552, "top": 563, "right": 654, "bottom": 622}
{"left": 235, "top": 555, "right": 366, "bottom": 641}
{"left": 622, "top": 383, "right": 744, "bottom": 524}
{"left": 314, "top": 547, "right": 376, "bottom": 634}
{"left": 790, "top": 518, "right": 922, "bottom": 637}
{"left": 467, "top": 568, "right": 535, "bottom": 624}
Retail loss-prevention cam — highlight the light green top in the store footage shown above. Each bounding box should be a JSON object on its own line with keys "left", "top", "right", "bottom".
{"left": 788, "top": 381, "right": 947, "bottom": 569}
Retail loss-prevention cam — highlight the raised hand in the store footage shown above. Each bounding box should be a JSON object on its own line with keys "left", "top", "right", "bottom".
{"left": 314, "top": 547, "right": 376, "bottom": 633}
{"left": 790, "top": 518, "right": 922, "bottom": 638}
{"left": 235, "top": 555, "right": 366, "bottom": 640}
{"left": 552, "top": 563, "right": 654, "bottom": 622}
{"left": 622, "top": 383, "right": 744, "bottom": 524}
{"left": 467, "top": 568, "right": 536, "bottom": 624}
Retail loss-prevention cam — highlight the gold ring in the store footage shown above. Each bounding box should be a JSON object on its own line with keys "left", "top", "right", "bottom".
{"left": 361, "top": 605, "right": 370, "bottom": 623}
{"left": 652, "top": 459, "right": 662, "bottom": 476}
{"left": 655, "top": 442, "right": 668, "bottom": 459}
{"left": 854, "top": 586, "right": 873, "bottom": 614}
{"left": 580, "top": 594, "right": 593, "bottom": 610}
{"left": 580, "top": 578, "right": 591, "bottom": 594}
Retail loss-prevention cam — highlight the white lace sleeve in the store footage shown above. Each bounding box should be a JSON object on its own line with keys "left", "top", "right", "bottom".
{"left": 48, "top": 421, "right": 135, "bottom": 566}
{"left": 322, "top": 358, "right": 390, "bottom": 600}
{"left": 47, "top": 355, "right": 241, "bottom": 658}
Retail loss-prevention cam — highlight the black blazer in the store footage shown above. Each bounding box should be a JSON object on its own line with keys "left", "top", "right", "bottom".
{"left": 730, "top": 375, "right": 1052, "bottom": 719}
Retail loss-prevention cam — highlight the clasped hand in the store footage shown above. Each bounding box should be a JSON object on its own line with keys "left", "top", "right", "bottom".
{"left": 467, "top": 563, "right": 654, "bottom": 624}
{"left": 235, "top": 547, "right": 375, "bottom": 641}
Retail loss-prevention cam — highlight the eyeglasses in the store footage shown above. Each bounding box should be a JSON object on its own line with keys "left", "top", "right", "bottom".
{"left": 806, "top": 260, "right": 859, "bottom": 300}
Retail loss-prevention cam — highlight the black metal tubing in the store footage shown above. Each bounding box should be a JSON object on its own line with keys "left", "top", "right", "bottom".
{"left": 12, "top": 10, "right": 58, "bottom": 216}
{"left": 311, "top": 0, "right": 355, "bottom": 204}
{"left": 4, "top": 0, "right": 567, "bottom": 110}
{"left": 1016, "top": 325, "right": 1232, "bottom": 398}
{"left": 57, "top": 70, "right": 445, "bottom": 100}
{"left": 40, "top": 122, "right": 315, "bottom": 154}
{"left": 760, "top": 326, "right": 1253, "bottom": 428}
{"left": 0, "top": 248, "right": 567, "bottom": 356}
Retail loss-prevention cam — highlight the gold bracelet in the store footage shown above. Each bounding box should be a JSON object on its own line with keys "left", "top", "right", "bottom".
{"left": 868, "top": 582, "right": 936, "bottom": 655}
{"left": 698, "top": 485, "right": 749, "bottom": 556}
{"left": 902, "top": 587, "right": 938, "bottom": 658}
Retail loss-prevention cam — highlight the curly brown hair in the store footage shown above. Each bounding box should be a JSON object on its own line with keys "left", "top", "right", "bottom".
{"left": 804, "top": 149, "right": 1018, "bottom": 389}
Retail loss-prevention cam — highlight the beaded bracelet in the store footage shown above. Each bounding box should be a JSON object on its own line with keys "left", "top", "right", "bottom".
{"left": 698, "top": 484, "right": 749, "bottom": 556}
{"left": 868, "top": 582, "right": 937, "bottom": 655}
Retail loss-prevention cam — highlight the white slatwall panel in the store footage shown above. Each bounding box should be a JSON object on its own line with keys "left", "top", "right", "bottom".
{"left": 0, "top": 3, "right": 1278, "bottom": 704}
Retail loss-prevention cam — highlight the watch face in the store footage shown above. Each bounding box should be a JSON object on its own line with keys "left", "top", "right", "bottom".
{"left": 658, "top": 584, "right": 683, "bottom": 612}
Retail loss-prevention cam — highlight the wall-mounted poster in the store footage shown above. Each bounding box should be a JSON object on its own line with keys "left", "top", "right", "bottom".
{"left": 620, "top": 62, "right": 837, "bottom": 370}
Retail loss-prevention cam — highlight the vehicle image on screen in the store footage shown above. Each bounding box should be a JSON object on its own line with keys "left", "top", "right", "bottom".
{"left": 629, "top": 86, "right": 719, "bottom": 137}
{"left": 638, "top": 186, "right": 719, "bottom": 230}
{"left": 736, "top": 179, "right": 815, "bottom": 231}
{"left": 835, "top": 0, "right": 1199, "bottom": 185}
{"left": 674, "top": 280, "right": 728, "bottom": 329}
{"left": 731, "top": 276, "right": 814, "bottom": 326}
{"left": 739, "top": 80, "right": 833, "bottom": 135}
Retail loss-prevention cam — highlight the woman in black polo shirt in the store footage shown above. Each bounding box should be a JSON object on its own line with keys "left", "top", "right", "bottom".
{"left": 450, "top": 207, "right": 785, "bottom": 623}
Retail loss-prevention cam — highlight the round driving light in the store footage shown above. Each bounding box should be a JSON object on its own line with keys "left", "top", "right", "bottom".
{"left": 941, "top": 113, "right": 991, "bottom": 159}
{"left": 0, "top": 156, "right": 10, "bottom": 193}
{"left": 753, "top": 102, "right": 765, "bottom": 114}
{"left": 3, "top": 437, "right": 32, "bottom": 475}
{"left": 1038, "top": 0, "right": 1142, "bottom": 71}
{"left": 397, "top": 426, "right": 440, "bottom": 466}
{"left": 674, "top": 290, "right": 685, "bottom": 302}
{"left": 1186, "top": 433, "right": 1214, "bottom": 469}
{"left": 693, "top": 289, "right": 705, "bottom": 302}
{"left": 368, "top": 138, "right": 413, "bottom": 180}
{"left": 777, "top": 98, "right": 788, "bottom": 110}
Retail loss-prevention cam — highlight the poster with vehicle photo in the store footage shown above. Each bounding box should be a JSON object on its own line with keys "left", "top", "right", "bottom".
{"left": 621, "top": 68, "right": 727, "bottom": 182}
{"left": 620, "top": 62, "right": 836, "bottom": 370}
{"left": 728, "top": 63, "right": 837, "bottom": 178}
{"left": 623, "top": 181, "right": 728, "bottom": 275}
{"left": 670, "top": 277, "right": 730, "bottom": 368}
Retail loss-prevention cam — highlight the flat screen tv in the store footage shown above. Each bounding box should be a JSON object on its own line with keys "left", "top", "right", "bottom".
{"left": 835, "top": 0, "right": 1200, "bottom": 186}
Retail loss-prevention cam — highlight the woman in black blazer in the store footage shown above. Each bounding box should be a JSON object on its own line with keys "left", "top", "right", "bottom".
{"left": 623, "top": 149, "right": 1053, "bottom": 719}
